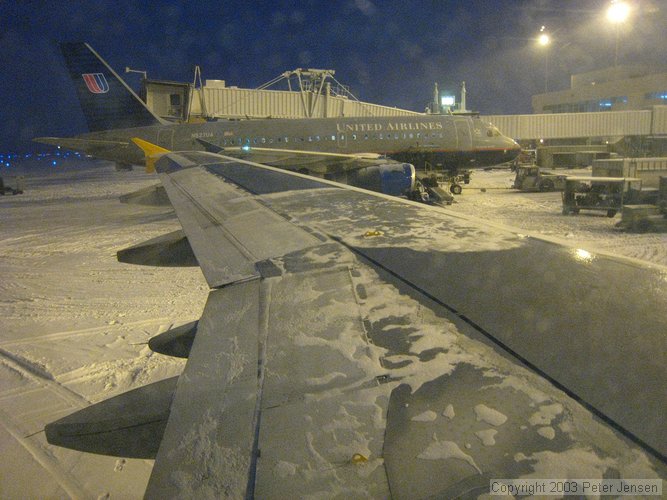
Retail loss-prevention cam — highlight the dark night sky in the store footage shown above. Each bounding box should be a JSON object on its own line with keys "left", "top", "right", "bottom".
{"left": 1, "top": 0, "right": 666, "bottom": 152}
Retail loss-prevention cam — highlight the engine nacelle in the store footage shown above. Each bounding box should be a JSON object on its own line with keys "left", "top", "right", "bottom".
{"left": 345, "top": 163, "right": 416, "bottom": 196}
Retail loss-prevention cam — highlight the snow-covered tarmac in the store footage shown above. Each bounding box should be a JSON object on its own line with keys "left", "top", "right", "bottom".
{"left": 0, "top": 159, "right": 664, "bottom": 497}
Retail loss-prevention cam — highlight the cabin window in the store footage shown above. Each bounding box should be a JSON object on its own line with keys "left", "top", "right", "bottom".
{"left": 284, "top": 137, "right": 289, "bottom": 143}
{"left": 330, "top": 135, "right": 336, "bottom": 141}
{"left": 261, "top": 137, "right": 266, "bottom": 144}
{"left": 315, "top": 135, "right": 320, "bottom": 141}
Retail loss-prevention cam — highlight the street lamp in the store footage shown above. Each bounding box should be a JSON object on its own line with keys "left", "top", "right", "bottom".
{"left": 537, "top": 26, "right": 551, "bottom": 93}
{"left": 606, "top": 1, "right": 630, "bottom": 66}
{"left": 125, "top": 67, "right": 148, "bottom": 80}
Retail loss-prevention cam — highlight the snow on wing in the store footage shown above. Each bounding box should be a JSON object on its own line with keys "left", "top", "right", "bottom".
{"left": 141, "top": 150, "right": 666, "bottom": 498}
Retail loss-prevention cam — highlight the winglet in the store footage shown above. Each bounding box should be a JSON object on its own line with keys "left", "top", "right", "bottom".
{"left": 131, "top": 138, "right": 170, "bottom": 173}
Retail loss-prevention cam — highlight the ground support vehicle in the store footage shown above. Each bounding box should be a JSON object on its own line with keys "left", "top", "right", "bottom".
{"left": 616, "top": 177, "right": 667, "bottom": 232}
{"left": 417, "top": 170, "right": 470, "bottom": 196}
{"left": 561, "top": 176, "right": 643, "bottom": 217}
{"left": 414, "top": 175, "right": 454, "bottom": 205}
{"left": 0, "top": 175, "right": 24, "bottom": 195}
{"left": 513, "top": 165, "right": 567, "bottom": 192}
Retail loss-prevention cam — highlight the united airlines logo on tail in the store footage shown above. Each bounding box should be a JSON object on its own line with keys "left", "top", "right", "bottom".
{"left": 82, "top": 73, "right": 109, "bottom": 94}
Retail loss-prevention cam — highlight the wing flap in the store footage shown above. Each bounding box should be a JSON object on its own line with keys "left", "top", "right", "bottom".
{"left": 146, "top": 250, "right": 392, "bottom": 497}
{"left": 145, "top": 282, "right": 261, "bottom": 498}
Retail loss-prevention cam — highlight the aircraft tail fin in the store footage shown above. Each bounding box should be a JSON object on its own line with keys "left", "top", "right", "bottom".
{"left": 60, "top": 42, "right": 167, "bottom": 132}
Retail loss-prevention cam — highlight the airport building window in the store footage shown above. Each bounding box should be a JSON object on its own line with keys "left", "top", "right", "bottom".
{"left": 543, "top": 96, "right": 628, "bottom": 113}
{"left": 645, "top": 91, "right": 667, "bottom": 101}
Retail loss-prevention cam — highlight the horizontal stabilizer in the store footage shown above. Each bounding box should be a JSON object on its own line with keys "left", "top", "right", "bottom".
{"left": 119, "top": 184, "right": 171, "bottom": 206}
{"left": 116, "top": 230, "right": 198, "bottom": 267}
{"left": 33, "top": 136, "right": 131, "bottom": 156}
{"left": 45, "top": 377, "right": 178, "bottom": 458}
{"left": 148, "top": 320, "right": 198, "bottom": 358}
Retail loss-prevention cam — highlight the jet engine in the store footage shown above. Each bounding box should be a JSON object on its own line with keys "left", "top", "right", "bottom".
{"left": 344, "top": 162, "right": 416, "bottom": 196}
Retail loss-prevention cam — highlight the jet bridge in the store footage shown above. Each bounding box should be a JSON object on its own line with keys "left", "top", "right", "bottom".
{"left": 144, "top": 68, "right": 420, "bottom": 122}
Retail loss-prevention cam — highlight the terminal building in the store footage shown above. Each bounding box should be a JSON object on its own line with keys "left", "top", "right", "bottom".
{"left": 485, "top": 65, "right": 667, "bottom": 158}
{"left": 531, "top": 65, "right": 667, "bottom": 114}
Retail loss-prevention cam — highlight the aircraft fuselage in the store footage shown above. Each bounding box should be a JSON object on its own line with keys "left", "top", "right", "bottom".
{"left": 71, "top": 114, "right": 520, "bottom": 173}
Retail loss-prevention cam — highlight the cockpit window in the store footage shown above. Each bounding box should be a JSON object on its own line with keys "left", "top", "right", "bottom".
{"left": 487, "top": 126, "right": 501, "bottom": 137}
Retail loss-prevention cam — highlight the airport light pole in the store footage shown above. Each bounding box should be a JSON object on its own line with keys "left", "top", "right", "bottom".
{"left": 537, "top": 26, "right": 551, "bottom": 93}
{"left": 606, "top": 1, "right": 630, "bottom": 67}
{"left": 125, "top": 67, "right": 148, "bottom": 80}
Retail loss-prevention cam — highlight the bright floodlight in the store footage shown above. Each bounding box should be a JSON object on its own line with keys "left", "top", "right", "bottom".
{"left": 607, "top": 1, "right": 630, "bottom": 23}
{"left": 441, "top": 95, "right": 455, "bottom": 106}
{"left": 538, "top": 33, "right": 550, "bottom": 46}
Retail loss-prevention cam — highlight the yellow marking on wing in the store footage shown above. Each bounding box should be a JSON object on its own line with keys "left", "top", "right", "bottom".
{"left": 131, "top": 137, "right": 171, "bottom": 173}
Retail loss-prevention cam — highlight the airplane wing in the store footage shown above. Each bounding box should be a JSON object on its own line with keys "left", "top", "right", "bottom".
{"left": 47, "top": 145, "right": 667, "bottom": 497}
{"left": 197, "top": 138, "right": 400, "bottom": 176}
